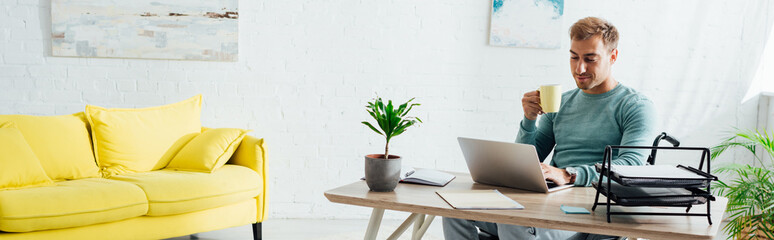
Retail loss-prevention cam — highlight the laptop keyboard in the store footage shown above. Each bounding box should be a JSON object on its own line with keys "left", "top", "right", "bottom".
{"left": 546, "top": 180, "right": 559, "bottom": 189}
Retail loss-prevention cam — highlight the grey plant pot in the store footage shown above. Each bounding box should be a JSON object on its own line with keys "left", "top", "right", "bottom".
{"left": 364, "top": 154, "right": 402, "bottom": 192}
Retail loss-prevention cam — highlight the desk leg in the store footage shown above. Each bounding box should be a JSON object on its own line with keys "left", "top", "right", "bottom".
{"left": 386, "top": 213, "right": 421, "bottom": 240}
{"left": 412, "top": 214, "right": 424, "bottom": 239}
{"left": 364, "top": 210, "right": 435, "bottom": 240}
{"left": 365, "top": 208, "right": 385, "bottom": 240}
{"left": 412, "top": 215, "right": 435, "bottom": 240}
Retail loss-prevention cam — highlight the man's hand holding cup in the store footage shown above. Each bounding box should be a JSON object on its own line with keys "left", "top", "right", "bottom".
{"left": 522, "top": 84, "right": 562, "bottom": 121}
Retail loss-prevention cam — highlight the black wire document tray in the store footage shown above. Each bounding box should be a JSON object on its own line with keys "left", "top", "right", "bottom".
{"left": 591, "top": 143, "right": 718, "bottom": 225}
{"left": 594, "top": 164, "right": 714, "bottom": 188}
{"left": 592, "top": 181, "right": 712, "bottom": 206}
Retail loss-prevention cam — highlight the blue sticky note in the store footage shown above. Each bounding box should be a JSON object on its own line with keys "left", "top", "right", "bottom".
{"left": 560, "top": 205, "right": 590, "bottom": 214}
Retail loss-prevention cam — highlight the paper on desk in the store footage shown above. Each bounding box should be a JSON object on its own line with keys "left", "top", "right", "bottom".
{"left": 611, "top": 165, "right": 706, "bottom": 179}
{"left": 436, "top": 190, "right": 524, "bottom": 210}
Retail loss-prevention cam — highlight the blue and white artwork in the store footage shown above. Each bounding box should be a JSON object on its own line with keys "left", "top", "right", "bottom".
{"left": 489, "top": 0, "right": 564, "bottom": 49}
{"left": 52, "top": 0, "right": 238, "bottom": 61}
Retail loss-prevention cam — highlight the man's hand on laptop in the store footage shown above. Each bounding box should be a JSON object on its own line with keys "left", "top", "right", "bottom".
{"left": 540, "top": 163, "right": 574, "bottom": 185}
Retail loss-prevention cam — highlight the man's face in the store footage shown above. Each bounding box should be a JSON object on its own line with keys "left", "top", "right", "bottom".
{"left": 569, "top": 35, "right": 617, "bottom": 94}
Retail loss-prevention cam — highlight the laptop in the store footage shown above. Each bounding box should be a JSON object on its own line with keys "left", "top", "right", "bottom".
{"left": 457, "top": 137, "right": 574, "bottom": 193}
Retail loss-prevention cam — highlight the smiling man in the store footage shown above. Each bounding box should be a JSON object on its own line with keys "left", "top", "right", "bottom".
{"left": 443, "top": 17, "right": 656, "bottom": 240}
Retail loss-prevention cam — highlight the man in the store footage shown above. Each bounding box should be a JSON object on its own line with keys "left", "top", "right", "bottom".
{"left": 443, "top": 17, "right": 656, "bottom": 240}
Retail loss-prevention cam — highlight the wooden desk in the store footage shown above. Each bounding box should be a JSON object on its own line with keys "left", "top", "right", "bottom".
{"left": 324, "top": 172, "right": 727, "bottom": 240}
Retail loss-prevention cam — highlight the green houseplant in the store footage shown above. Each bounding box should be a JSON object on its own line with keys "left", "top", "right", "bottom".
{"left": 711, "top": 129, "right": 774, "bottom": 239}
{"left": 361, "top": 97, "right": 422, "bottom": 192}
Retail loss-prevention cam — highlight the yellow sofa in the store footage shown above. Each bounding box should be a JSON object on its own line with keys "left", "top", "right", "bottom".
{"left": 0, "top": 111, "right": 267, "bottom": 240}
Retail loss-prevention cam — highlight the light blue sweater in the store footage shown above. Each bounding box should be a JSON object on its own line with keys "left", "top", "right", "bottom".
{"left": 517, "top": 84, "right": 656, "bottom": 187}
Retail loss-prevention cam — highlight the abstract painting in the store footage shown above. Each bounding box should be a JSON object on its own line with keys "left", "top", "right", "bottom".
{"left": 52, "top": 0, "right": 238, "bottom": 61}
{"left": 489, "top": 0, "right": 564, "bottom": 49}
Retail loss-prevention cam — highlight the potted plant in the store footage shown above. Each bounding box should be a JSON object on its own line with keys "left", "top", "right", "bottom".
{"left": 711, "top": 129, "right": 774, "bottom": 239}
{"left": 361, "top": 96, "right": 422, "bottom": 192}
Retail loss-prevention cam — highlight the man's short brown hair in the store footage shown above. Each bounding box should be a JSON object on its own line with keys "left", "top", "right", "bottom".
{"left": 570, "top": 17, "right": 618, "bottom": 51}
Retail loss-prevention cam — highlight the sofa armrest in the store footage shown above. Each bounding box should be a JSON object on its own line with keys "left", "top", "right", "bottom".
{"left": 228, "top": 135, "right": 267, "bottom": 223}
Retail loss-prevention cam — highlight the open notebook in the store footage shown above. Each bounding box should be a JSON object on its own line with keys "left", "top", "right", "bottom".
{"left": 400, "top": 168, "right": 456, "bottom": 187}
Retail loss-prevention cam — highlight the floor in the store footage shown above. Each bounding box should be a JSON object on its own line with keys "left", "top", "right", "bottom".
{"left": 166, "top": 218, "right": 445, "bottom": 240}
{"left": 166, "top": 218, "right": 730, "bottom": 240}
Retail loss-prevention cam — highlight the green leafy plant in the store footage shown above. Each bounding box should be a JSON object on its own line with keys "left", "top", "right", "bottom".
{"left": 711, "top": 129, "right": 774, "bottom": 239}
{"left": 361, "top": 97, "right": 422, "bottom": 159}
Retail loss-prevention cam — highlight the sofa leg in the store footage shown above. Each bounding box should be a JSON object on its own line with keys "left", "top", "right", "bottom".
{"left": 252, "top": 223, "right": 262, "bottom": 240}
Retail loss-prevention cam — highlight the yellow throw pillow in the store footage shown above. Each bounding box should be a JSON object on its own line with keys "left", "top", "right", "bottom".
{"left": 166, "top": 128, "right": 251, "bottom": 173}
{"left": 0, "top": 126, "right": 54, "bottom": 190}
{"left": 0, "top": 113, "right": 100, "bottom": 180}
{"left": 85, "top": 95, "right": 202, "bottom": 177}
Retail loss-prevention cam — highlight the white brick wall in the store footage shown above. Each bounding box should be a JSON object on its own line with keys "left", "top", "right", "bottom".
{"left": 0, "top": 0, "right": 772, "bottom": 220}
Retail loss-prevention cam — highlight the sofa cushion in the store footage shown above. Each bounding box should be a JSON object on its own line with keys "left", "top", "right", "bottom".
{"left": 85, "top": 95, "right": 202, "bottom": 177}
{"left": 110, "top": 164, "right": 261, "bottom": 216}
{"left": 0, "top": 178, "right": 148, "bottom": 232}
{"left": 166, "top": 128, "right": 250, "bottom": 173}
{"left": 0, "top": 126, "right": 54, "bottom": 190}
{"left": 0, "top": 113, "right": 100, "bottom": 180}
